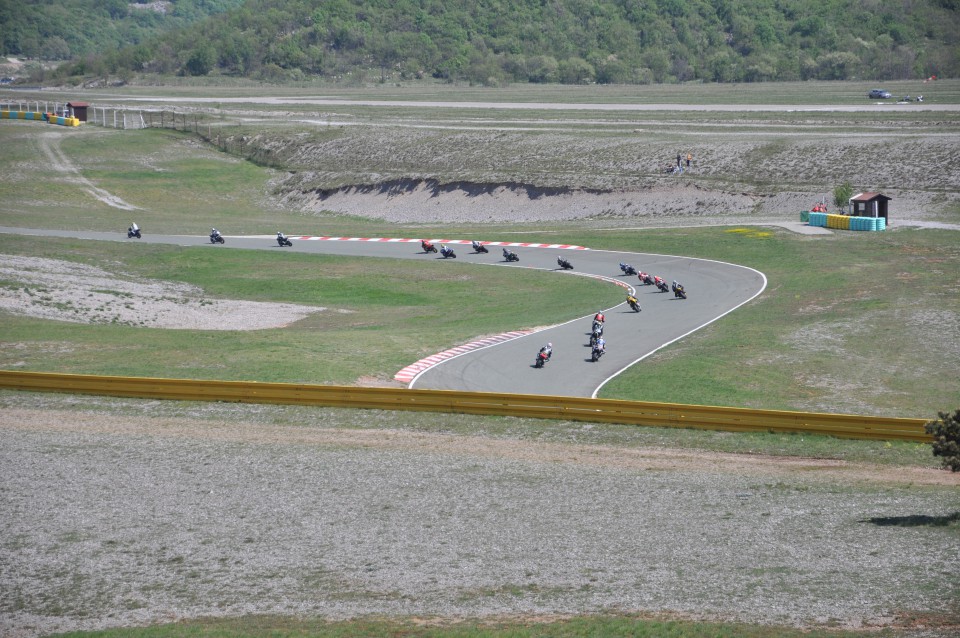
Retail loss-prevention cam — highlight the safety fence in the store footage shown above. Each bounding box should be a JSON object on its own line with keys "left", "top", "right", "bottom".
{"left": 1, "top": 110, "right": 80, "bottom": 126}
{"left": 0, "top": 370, "right": 930, "bottom": 442}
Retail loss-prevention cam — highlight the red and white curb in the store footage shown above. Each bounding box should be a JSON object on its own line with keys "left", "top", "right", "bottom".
{"left": 291, "top": 236, "right": 588, "bottom": 250}
{"left": 394, "top": 330, "right": 533, "bottom": 383}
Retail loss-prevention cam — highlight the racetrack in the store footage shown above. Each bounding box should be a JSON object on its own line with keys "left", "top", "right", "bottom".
{"left": 0, "top": 227, "right": 766, "bottom": 397}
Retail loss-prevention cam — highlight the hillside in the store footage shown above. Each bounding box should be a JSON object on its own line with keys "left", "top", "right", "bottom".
{"left": 13, "top": 0, "right": 960, "bottom": 86}
{"left": 0, "top": 0, "right": 244, "bottom": 71}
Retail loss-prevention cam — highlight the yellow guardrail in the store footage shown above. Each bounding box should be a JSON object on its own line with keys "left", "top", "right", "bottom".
{"left": 0, "top": 370, "right": 931, "bottom": 442}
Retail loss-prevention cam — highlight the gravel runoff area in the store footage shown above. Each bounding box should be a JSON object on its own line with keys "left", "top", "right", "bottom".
{"left": 1, "top": 396, "right": 958, "bottom": 638}
{"left": 0, "top": 254, "right": 325, "bottom": 330}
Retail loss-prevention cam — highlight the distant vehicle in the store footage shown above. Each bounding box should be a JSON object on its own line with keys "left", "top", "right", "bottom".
{"left": 868, "top": 89, "right": 892, "bottom": 99}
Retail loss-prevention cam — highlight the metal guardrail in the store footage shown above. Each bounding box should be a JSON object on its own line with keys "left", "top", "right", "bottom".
{"left": 0, "top": 370, "right": 931, "bottom": 442}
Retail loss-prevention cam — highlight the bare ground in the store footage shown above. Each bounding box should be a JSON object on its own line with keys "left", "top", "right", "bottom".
{"left": 1, "top": 400, "right": 958, "bottom": 638}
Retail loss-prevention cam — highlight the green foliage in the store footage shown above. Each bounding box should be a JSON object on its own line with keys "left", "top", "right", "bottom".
{"left": 833, "top": 181, "right": 854, "bottom": 212}
{"left": 925, "top": 409, "right": 960, "bottom": 472}
{"left": 6, "top": 0, "right": 959, "bottom": 85}
{"left": 0, "top": 0, "right": 245, "bottom": 61}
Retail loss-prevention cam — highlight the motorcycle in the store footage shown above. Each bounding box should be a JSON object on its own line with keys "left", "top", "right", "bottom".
{"left": 627, "top": 295, "right": 641, "bottom": 312}
{"left": 655, "top": 279, "right": 669, "bottom": 293}
{"left": 440, "top": 244, "right": 457, "bottom": 259}
{"left": 471, "top": 240, "right": 489, "bottom": 254}
{"left": 672, "top": 283, "right": 687, "bottom": 300}
{"left": 421, "top": 240, "right": 438, "bottom": 253}
{"left": 639, "top": 272, "right": 655, "bottom": 286}
{"left": 127, "top": 226, "right": 141, "bottom": 239}
{"left": 277, "top": 235, "right": 293, "bottom": 247}
{"left": 534, "top": 349, "right": 551, "bottom": 368}
{"left": 502, "top": 248, "right": 520, "bottom": 262}
{"left": 589, "top": 324, "right": 604, "bottom": 347}
{"left": 557, "top": 257, "right": 573, "bottom": 270}
{"left": 210, "top": 231, "right": 225, "bottom": 244}
{"left": 591, "top": 343, "right": 605, "bottom": 362}
{"left": 619, "top": 263, "right": 637, "bottom": 276}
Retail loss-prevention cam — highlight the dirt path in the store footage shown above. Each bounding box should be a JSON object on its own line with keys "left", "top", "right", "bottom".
{"left": 34, "top": 130, "right": 140, "bottom": 211}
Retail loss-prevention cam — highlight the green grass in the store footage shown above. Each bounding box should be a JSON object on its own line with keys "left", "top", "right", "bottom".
{"left": 43, "top": 613, "right": 925, "bottom": 638}
{"left": 0, "top": 235, "right": 621, "bottom": 384}
{"left": 1, "top": 225, "right": 958, "bottom": 417}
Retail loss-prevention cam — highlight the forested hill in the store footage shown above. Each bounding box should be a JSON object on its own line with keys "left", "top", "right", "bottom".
{"left": 0, "top": 0, "right": 245, "bottom": 60}
{"left": 16, "top": 0, "right": 960, "bottom": 85}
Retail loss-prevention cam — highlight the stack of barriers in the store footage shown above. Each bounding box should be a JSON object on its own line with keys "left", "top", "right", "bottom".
{"left": 806, "top": 211, "right": 885, "bottom": 231}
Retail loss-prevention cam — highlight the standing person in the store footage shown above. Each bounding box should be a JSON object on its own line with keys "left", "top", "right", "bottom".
{"left": 686, "top": 152, "right": 692, "bottom": 168}
{"left": 676, "top": 153, "right": 682, "bottom": 168}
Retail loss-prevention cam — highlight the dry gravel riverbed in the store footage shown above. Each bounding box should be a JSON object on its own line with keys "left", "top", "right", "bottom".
{"left": 1, "top": 395, "right": 957, "bottom": 637}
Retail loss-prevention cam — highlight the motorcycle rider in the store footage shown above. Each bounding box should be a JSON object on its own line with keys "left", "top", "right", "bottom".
{"left": 277, "top": 231, "right": 286, "bottom": 241}
{"left": 440, "top": 244, "right": 453, "bottom": 257}
{"left": 129, "top": 222, "right": 139, "bottom": 234}
{"left": 594, "top": 310, "right": 605, "bottom": 323}
{"left": 471, "top": 240, "right": 484, "bottom": 252}
{"left": 595, "top": 337, "right": 606, "bottom": 353}
{"left": 502, "top": 247, "right": 517, "bottom": 260}
{"left": 539, "top": 342, "right": 553, "bottom": 360}
{"left": 211, "top": 227, "right": 221, "bottom": 240}
{"left": 627, "top": 293, "right": 639, "bottom": 308}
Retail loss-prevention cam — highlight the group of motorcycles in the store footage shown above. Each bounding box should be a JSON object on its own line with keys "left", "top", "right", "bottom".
{"left": 421, "top": 240, "right": 526, "bottom": 264}
{"left": 620, "top": 262, "right": 687, "bottom": 299}
{"left": 421, "top": 241, "right": 580, "bottom": 271}
{"left": 125, "top": 224, "right": 297, "bottom": 248}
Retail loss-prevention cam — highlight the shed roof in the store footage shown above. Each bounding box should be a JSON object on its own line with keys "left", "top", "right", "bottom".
{"left": 67, "top": 101, "right": 90, "bottom": 107}
{"left": 851, "top": 192, "right": 891, "bottom": 202}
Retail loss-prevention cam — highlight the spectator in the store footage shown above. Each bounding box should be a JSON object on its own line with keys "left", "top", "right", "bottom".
{"left": 686, "top": 153, "right": 692, "bottom": 168}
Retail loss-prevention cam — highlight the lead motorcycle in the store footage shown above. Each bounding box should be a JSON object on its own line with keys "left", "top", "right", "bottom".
{"left": 276, "top": 234, "right": 293, "bottom": 247}
{"left": 619, "top": 262, "right": 637, "bottom": 276}
{"left": 557, "top": 256, "right": 573, "bottom": 270}
{"left": 421, "top": 240, "right": 438, "bottom": 254}
{"left": 503, "top": 248, "right": 520, "bottom": 262}
{"left": 471, "top": 240, "right": 489, "bottom": 254}
{"left": 210, "top": 230, "right": 225, "bottom": 244}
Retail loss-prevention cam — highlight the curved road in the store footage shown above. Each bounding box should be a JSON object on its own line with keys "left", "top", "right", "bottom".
{"left": 0, "top": 227, "right": 766, "bottom": 398}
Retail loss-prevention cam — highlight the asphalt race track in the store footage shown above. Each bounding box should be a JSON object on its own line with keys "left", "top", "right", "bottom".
{"left": 0, "top": 227, "right": 767, "bottom": 398}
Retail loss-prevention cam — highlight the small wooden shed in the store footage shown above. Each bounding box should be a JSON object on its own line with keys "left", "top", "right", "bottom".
{"left": 67, "top": 101, "right": 89, "bottom": 122}
{"left": 850, "top": 192, "right": 891, "bottom": 220}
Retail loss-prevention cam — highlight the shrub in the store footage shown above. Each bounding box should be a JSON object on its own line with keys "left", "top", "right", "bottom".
{"left": 833, "top": 181, "right": 853, "bottom": 213}
{"left": 925, "top": 409, "right": 960, "bottom": 472}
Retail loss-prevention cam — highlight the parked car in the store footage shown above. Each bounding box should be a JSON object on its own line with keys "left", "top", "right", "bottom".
{"left": 868, "top": 89, "right": 892, "bottom": 99}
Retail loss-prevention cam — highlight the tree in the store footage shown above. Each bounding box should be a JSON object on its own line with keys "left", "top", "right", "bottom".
{"left": 184, "top": 45, "right": 215, "bottom": 76}
{"left": 925, "top": 409, "right": 960, "bottom": 472}
{"left": 833, "top": 181, "right": 853, "bottom": 213}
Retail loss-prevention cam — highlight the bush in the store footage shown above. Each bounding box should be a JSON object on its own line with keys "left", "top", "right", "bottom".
{"left": 925, "top": 409, "right": 960, "bottom": 472}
